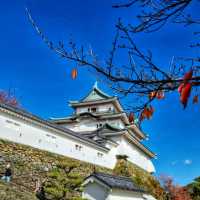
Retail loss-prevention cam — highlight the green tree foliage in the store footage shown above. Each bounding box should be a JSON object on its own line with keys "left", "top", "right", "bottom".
{"left": 44, "top": 160, "right": 85, "bottom": 200}
{"left": 187, "top": 177, "right": 200, "bottom": 200}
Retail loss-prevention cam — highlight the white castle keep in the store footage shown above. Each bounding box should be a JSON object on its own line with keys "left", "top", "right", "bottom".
{"left": 0, "top": 83, "right": 155, "bottom": 173}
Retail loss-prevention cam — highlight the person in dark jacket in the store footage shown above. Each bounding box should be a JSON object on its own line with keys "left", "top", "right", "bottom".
{"left": 35, "top": 178, "right": 46, "bottom": 200}
{"left": 1, "top": 163, "right": 12, "bottom": 183}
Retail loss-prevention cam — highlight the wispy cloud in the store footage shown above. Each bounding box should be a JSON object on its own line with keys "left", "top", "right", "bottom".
{"left": 171, "top": 159, "right": 193, "bottom": 166}
{"left": 171, "top": 160, "right": 178, "bottom": 166}
{"left": 184, "top": 159, "right": 192, "bottom": 165}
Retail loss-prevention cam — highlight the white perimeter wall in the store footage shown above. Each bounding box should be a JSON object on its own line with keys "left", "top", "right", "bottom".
{"left": 0, "top": 111, "right": 117, "bottom": 169}
{"left": 0, "top": 110, "right": 154, "bottom": 173}
{"left": 107, "top": 189, "right": 144, "bottom": 200}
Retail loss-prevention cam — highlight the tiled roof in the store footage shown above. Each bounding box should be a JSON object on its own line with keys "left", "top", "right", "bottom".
{"left": 96, "top": 123, "right": 124, "bottom": 133}
{"left": 81, "top": 82, "right": 112, "bottom": 102}
{"left": 50, "top": 112, "right": 126, "bottom": 124}
{"left": 88, "top": 172, "right": 145, "bottom": 192}
{"left": 51, "top": 112, "right": 130, "bottom": 127}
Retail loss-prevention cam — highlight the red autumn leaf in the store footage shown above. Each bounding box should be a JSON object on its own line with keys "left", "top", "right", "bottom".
{"left": 139, "top": 110, "right": 146, "bottom": 122}
{"left": 180, "top": 83, "right": 192, "bottom": 108}
{"left": 178, "top": 83, "right": 184, "bottom": 94}
{"left": 193, "top": 95, "right": 199, "bottom": 104}
{"left": 71, "top": 68, "right": 78, "bottom": 79}
{"left": 128, "top": 112, "right": 134, "bottom": 123}
{"left": 183, "top": 70, "right": 193, "bottom": 83}
{"left": 145, "top": 111, "right": 151, "bottom": 119}
{"left": 148, "top": 91, "right": 156, "bottom": 100}
{"left": 140, "top": 106, "right": 154, "bottom": 121}
{"left": 146, "top": 106, "right": 154, "bottom": 119}
{"left": 156, "top": 90, "right": 165, "bottom": 100}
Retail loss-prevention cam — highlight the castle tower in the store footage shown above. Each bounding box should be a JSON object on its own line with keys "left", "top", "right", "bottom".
{"left": 51, "top": 82, "right": 155, "bottom": 173}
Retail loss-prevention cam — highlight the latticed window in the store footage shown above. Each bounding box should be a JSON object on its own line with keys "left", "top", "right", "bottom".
{"left": 75, "top": 144, "right": 82, "bottom": 151}
{"left": 97, "top": 123, "right": 103, "bottom": 128}
{"left": 91, "top": 107, "right": 97, "bottom": 112}
{"left": 97, "top": 152, "right": 103, "bottom": 158}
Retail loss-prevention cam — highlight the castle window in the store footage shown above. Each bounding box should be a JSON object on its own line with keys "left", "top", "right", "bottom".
{"left": 108, "top": 107, "right": 112, "bottom": 112}
{"left": 6, "top": 120, "right": 12, "bottom": 124}
{"left": 97, "top": 123, "right": 103, "bottom": 128}
{"left": 14, "top": 122, "right": 20, "bottom": 127}
{"left": 91, "top": 107, "right": 97, "bottom": 113}
{"left": 97, "top": 152, "right": 103, "bottom": 158}
{"left": 75, "top": 144, "right": 82, "bottom": 151}
{"left": 6, "top": 120, "right": 20, "bottom": 127}
{"left": 46, "top": 134, "right": 56, "bottom": 139}
{"left": 88, "top": 108, "right": 90, "bottom": 112}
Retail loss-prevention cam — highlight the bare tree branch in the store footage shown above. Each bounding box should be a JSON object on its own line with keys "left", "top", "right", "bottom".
{"left": 25, "top": 1, "right": 200, "bottom": 123}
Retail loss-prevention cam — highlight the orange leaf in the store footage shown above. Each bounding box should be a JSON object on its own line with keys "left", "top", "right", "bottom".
{"left": 71, "top": 68, "right": 78, "bottom": 79}
{"left": 139, "top": 110, "right": 146, "bottom": 122}
{"left": 128, "top": 112, "right": 134, "bottom": 123}
{"left": 149, "top": 91, "right": 156, "bottom": 100}
{"left": 140, "top": 106, "right": 154, "bottom": 121}
{"left": 156, "top": 91, "right": 165, "bottom": 100}
{"left": 146, "top": 106, "right": 154, "bottom": 119}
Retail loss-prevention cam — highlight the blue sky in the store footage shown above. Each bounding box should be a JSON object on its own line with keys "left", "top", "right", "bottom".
{"left": 0, "top": 0, "right": 199, "bottom": 185}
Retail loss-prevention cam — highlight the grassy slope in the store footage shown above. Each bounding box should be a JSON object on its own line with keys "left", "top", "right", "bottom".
{"left": 0, "top": 139, "right": 165, "bottom": 200}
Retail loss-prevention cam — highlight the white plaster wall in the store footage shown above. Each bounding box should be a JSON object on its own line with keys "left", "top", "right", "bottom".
{"left": 65, "top": 119, "right": 98, "bottom": 132}
{"left": 62, "top": 119, "right": 125, "bottom": 132}
{"left": 0, "top": 112, "right": 116, "bottom": 169}
{"left": 107, "top": 189, "right": 144, "bottom": 200}
{"left": 109, "top": 135, "right": 154, "bottom": 173}
{"left": 117, "top": 137, "right": 155, "bottom": 173}
{"left": 59, "top": 120, "right": 155, "bottom": 173}
{"left": 0, "top": 110, "right": 154, "bottom": 173}
{"left": 82, "top": 182, "right": 109, "bottom": 200}
{"left": 76, "top": 103, "right": 115, "bottom": 114}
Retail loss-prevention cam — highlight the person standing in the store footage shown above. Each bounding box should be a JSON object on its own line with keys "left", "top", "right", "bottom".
{"left": 1, "top": 163, "right": 12, "bottom": 183}
{"left": 35, "top": 178, "right": 46, "bottom": 200}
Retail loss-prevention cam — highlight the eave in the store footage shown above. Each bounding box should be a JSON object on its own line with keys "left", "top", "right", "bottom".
{"left": 51, "top": 112, "right": 129, "bottom": 125}
{"left": 127, "top": 124, "right": 147, "bottom": 140}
